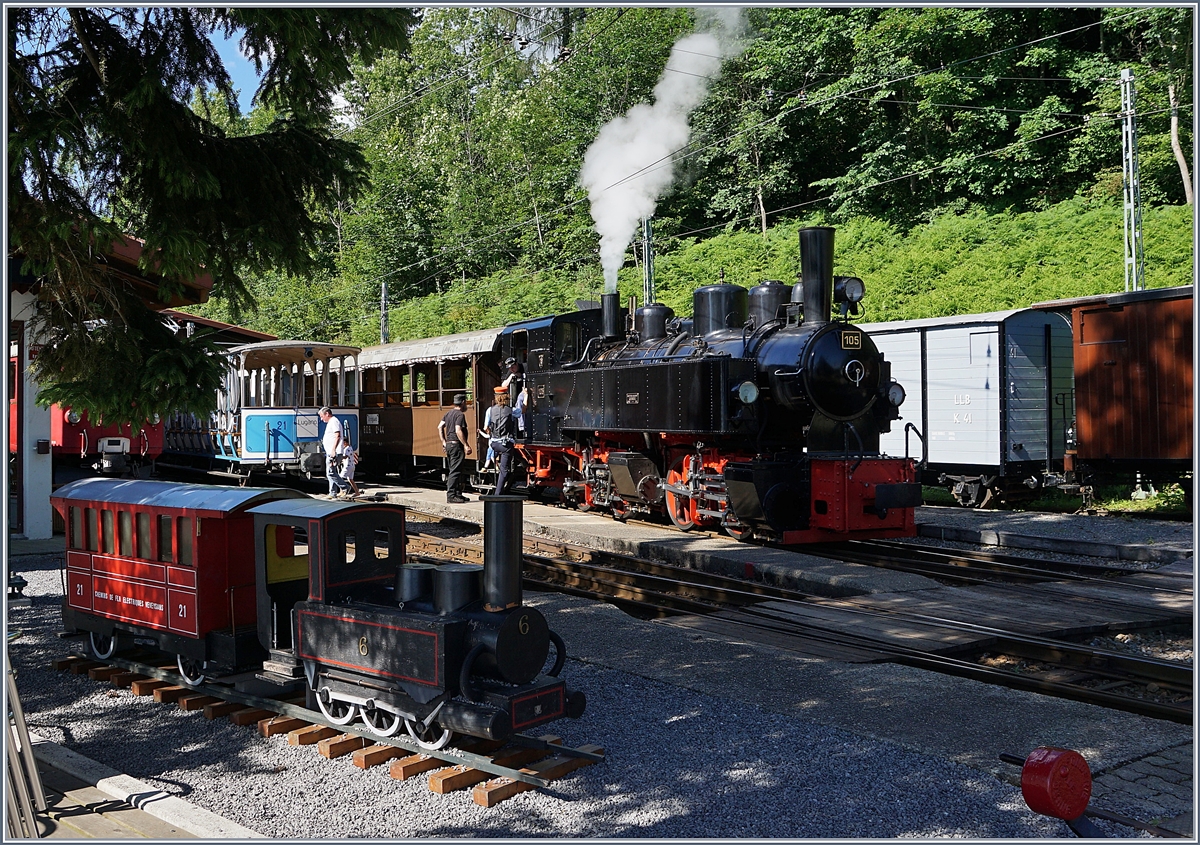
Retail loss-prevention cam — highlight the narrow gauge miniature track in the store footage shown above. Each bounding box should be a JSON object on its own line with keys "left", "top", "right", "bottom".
{"left": 52, "top": 649, "right": 603, "bottom": 806}
{"left": 406, "top": 527, "right": 1192, "bottom": 724}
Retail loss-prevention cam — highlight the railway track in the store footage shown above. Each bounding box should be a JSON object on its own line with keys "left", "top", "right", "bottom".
{"left": 405, "top": 522, "right": 1192, "bottom": 724}
{"left": 51, "top": 651, "right": 602, "bottom": 807}
{"left": 809, "top": 539, "right": 1194, "bottom": 590}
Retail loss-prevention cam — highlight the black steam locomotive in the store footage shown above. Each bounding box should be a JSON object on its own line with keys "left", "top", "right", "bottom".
{"left": 51, "top": 479, "right": 584, "bottom": 750}
{"left": 501, "top": 226, "right": 921, "bottom": 543}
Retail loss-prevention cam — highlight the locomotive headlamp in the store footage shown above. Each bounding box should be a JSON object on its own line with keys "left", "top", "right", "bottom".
{"left": 736, "top": 381, "right": 760, "bottom": 404}
{"left": 887, "top": 381, "right": 906, "bottom": 407}
{"left": 834, "top": 276, "right": 865, "bottom": 304}
{"left": 66, "top": 409, "right": 81, "bottom": 425}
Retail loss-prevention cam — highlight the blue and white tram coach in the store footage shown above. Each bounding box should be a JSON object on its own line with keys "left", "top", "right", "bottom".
{"left": 165, "top": 340, "right": 361, "bottom": 478}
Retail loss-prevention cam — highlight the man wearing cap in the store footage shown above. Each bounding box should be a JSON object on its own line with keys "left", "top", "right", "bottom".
{"left": 482, "top": 386, "right": 517, "bottom": 495}
{"left": 500, "top": 357, "right": 524, "bottom": 395}
{"left": 438, "top": 394, "right": 472, "bottom": 503}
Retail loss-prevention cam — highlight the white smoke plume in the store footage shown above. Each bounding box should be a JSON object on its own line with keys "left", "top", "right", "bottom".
{"left": 579, "top": 9, "right": 747, "bottom": 294}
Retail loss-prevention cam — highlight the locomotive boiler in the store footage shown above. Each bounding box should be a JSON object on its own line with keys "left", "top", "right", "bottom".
{"left": 503, "top": 226, "right": 922, "bottom": 543}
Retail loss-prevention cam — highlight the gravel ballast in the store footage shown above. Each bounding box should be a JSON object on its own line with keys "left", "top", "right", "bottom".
{"left": 8, "top": 552, "right": 1151, "bottom": 838}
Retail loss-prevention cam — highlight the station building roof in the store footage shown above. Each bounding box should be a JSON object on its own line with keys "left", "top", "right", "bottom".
{"left": 9, "top": 235, "right": 214, "bottom": 308}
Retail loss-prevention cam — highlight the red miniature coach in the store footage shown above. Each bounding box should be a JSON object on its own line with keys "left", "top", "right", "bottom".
{"left": 51, "top": 478, "right": 306, "bottom": 681}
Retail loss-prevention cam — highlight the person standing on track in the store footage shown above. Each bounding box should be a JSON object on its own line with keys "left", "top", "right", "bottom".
{"left": 319, "top": 406, "right": 351, "bottom": 499}
{"left": 482, "top": 386, "right": 516, "bottom": 495}
{"left": 438, "top": 393, "right": 472, "bottom": 503}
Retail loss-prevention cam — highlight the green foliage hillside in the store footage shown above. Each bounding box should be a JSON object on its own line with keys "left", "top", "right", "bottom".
{"left": 356, "top": 199, "right": 1192, "bottom": 344}
{"left": 180, "top": 6, "right": 1194, "bottom": 348}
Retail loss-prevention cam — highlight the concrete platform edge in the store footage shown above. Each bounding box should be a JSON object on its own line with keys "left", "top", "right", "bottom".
{"left": 29, "top": 732, "right": 265, "bottom": 839}
{"left": 917, "top": 523, "right": 1192, "bottom": 562}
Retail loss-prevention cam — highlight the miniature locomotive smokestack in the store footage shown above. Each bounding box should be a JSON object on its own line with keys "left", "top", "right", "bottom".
{"left": 601, "top": 293, "right": 623, "bottom": 341}
{"left": 482, "top": 495, "right": 524, "bottom": 611}
{"left": 796, "top": 226, "right": 835, "bottom": 327}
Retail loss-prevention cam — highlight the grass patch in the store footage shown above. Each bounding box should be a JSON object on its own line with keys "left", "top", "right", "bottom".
{"left": 921, "top": 482, "right": 1192, "bottom": 520}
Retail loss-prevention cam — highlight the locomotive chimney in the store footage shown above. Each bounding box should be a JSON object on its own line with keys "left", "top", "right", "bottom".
{"left": 795, "top": 226, "right": 835, "bottom": 327}
{"left": 601, "top": 293, "right": 623, "bottom": 341}
{"left": 482, "top": 495, "right": 524, "bottom": 612}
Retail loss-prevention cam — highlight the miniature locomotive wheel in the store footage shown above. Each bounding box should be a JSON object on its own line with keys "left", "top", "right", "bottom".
{"left": 361, "top": 707, "right": 402, "bottom": 737}
{"left": 176, "top": 655, "right": 207, "bottom": 687}
{"left": 89, "top": 631, "right": 116, "bottom": 661}
{"left": 317, "top": 691, "right": 359, "bottom": 725}
{"left": 405, "top": 718, "right": 454, "bottom": 751}
{"left": 664, "top": 458, "right": 696, "bottom": 531}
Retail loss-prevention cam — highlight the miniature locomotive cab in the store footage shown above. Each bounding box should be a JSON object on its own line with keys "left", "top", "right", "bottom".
{"left": 53, "top": 480, "right": 585, "bottom": 749}
{"left": 504, "top": 226, "right": 922, "bottom": 543}
{"left": 52, "top": 478, "right": 308, "bottom": 683}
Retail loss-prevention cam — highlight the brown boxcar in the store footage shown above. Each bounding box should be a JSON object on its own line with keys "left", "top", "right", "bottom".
{"left": 1039, "top": 285, "right": 1193, "bottom": 481}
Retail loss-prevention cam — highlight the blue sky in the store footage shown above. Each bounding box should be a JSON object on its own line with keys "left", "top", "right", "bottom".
{"left": 213, "top": 30, "right": 260, "bottom": 114}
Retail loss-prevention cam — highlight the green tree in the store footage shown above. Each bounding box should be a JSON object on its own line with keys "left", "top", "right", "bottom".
{"left": 9, "top": 7, "right": 415, "bottom": 424}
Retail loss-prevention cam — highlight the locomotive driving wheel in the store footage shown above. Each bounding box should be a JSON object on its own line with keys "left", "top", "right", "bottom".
{"left": 361, "top": 706, "right": 402, "bottom": 737}
{"left": 405, "top": 718, "right": 453, "bottom": 751}
{"left": 664, "top": 457, "right": 696, "bottom": 531}
{"left": 316, "top": 689, "right": 359, "bottom": 725}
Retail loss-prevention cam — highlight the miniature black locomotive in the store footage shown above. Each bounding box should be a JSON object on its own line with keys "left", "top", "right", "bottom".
{"left": 52, "top": 479, "right": 584, "bottom": 749}
{"left": 502, "top": 226, "right": 921, "bottom": 543}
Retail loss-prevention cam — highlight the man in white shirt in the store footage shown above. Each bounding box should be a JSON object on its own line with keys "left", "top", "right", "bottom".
{"left": 319, "top": 406, "right": 351, "bottom": 499}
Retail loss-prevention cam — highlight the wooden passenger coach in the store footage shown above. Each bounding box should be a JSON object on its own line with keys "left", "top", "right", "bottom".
{"left": 357, "top": 327, "right": 504, "bottom": 478}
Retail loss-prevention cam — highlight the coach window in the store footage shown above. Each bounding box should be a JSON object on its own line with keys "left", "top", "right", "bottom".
{"left": 137, "top": 513, "right": 151, "bottom": 559}
{"left": 85, "top": 508, "right": 99, "bottom": 552}
{"left": 361, "top": 368, "right": 385, "bottom": 408}
{"left": 118, "top": 511, "right": 133, "bottom": 556}
{"left": 342, "top": 361, "right": 357, "bottom": 407}
{"left": 101, "top": 510, "right": 114, "bottom": 554}
{"left": 441, "top": 363, "right": 467, "bottom": 407}
{"left": 69, "top": 507, "right": 84, "bottom": 550}
{"left": 158, "top": 514, "right": 174, "bottom": 562}
{"left": 413, "top": 364, "right": 436, "bottom": 406}
{"left": 343, "top": 531, "right": 357, "bottom": 564}
{"left": 177, "top": 517, "right": 194, "bottom": 566}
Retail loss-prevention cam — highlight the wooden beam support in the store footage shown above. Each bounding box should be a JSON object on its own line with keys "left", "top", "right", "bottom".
{"left": 203, "top": 701, "right": 244, "bottom": 720}
{"left": 287, "top": 725, "right": 338, "bottom": 746}
{"left": 318, "top": 734, "right": 370, "bottom": 759}
{"left": 472, "top": 745, "right": 604, "bottom": 807}
{"left": 152, "top": 685, "right": 189, "bottom": 704}
{"left": 258, "top": 716, "right": 308, "bottom": 737}
{"left": 229, "top": 708, "right": 275, "bottom": 727}
{"left": 129, "top": 679, "right": 170, "bottom": 696}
